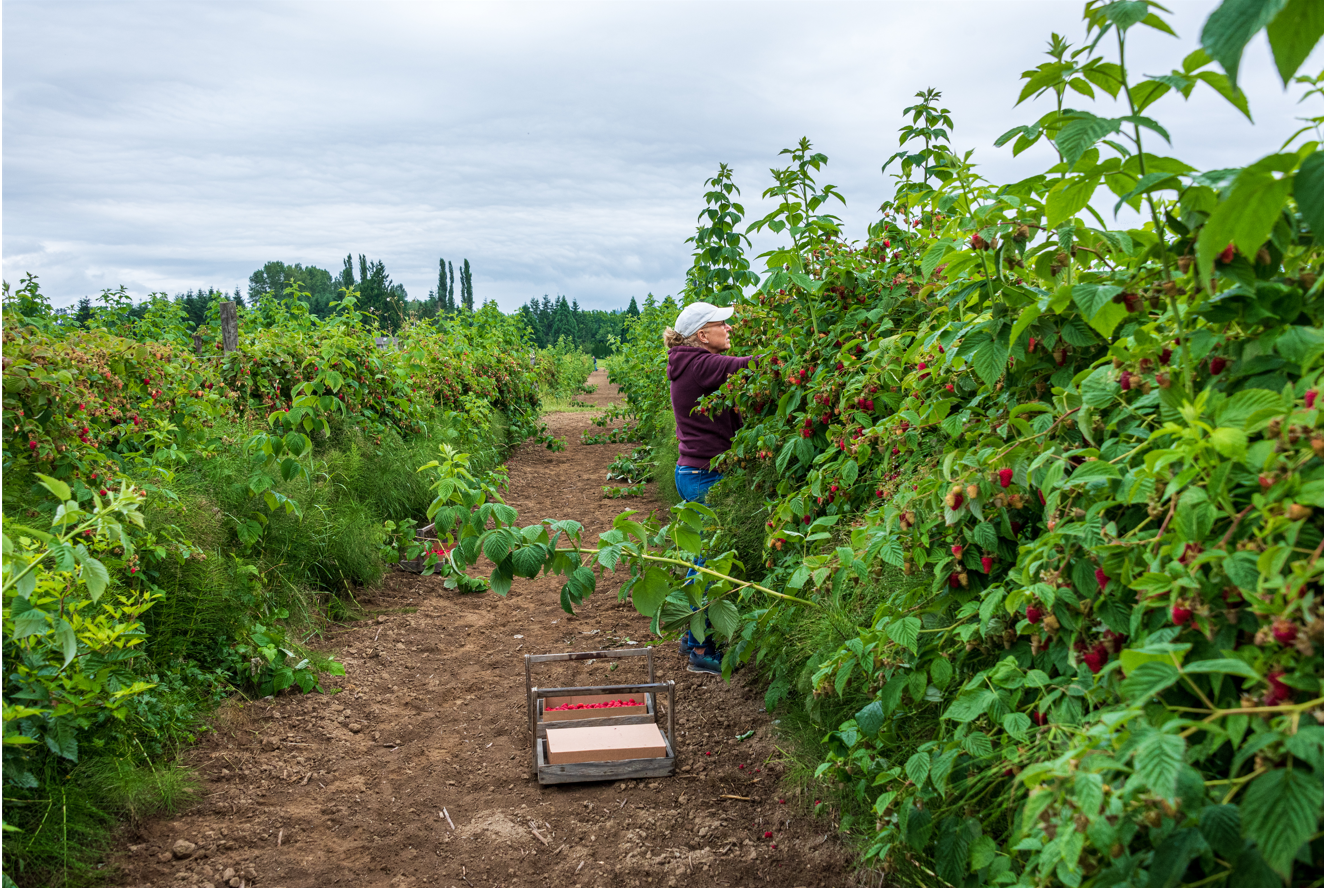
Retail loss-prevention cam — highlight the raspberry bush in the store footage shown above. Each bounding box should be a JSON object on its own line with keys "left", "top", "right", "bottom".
{"left": 585, "top": 2, "right": 1324, "bottom": 883}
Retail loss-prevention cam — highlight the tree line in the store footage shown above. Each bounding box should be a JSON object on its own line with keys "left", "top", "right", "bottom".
{"left": 517, "top": 294, "right": 639, "bottom": 358}
{"left": 42, "top": 258, "right": 645, "bottom": 357}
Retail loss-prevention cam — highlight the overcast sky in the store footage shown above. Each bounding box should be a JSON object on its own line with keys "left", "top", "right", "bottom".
{"left": 3, "top": 0, "right": 1316, "bottom": 313}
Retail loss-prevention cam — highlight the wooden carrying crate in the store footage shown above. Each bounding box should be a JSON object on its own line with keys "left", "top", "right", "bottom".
{"left": 525, "top": 647, "right": 676, "bottom": 784}
{"left": 398, "top": 522, "right": 438, "bottom": 574}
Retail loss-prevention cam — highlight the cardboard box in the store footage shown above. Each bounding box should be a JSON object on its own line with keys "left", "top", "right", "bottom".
{"left": 541, "top": 693, "right": 649, "bottom": 722}
{"left": 545, "top": 723, "right": 668, "bottom": 765}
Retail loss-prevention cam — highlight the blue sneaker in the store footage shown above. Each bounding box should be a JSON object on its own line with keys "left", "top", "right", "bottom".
{"left": 687, "top": 645, "right": 722, "bottom": 676}
{"left": 679, "top": 629, "right": 698, "bottom": 658}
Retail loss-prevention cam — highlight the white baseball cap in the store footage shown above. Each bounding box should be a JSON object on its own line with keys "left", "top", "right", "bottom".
{"left": 675, "top": 302, "right": 735, "bottom": 338}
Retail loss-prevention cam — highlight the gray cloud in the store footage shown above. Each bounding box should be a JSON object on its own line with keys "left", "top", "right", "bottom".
{"left": 4, "top": 0, "right": 1315, "bottom": 312}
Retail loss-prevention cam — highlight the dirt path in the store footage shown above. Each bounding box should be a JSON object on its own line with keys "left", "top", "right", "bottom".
{"left": 113, "top": 371, "right": 850, "bottom": 888}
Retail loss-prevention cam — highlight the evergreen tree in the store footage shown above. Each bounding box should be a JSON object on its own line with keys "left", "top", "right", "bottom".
{"left": 627, "top": 296, "right": 640, "bottom": 317}
{"left": 340, "top": 255, "right": 356, "bottom": 292}
{"left": 461, "top": 259, "right": 474, "bottom": 311}
{"left": 73, "top": 296, "right": 94, "bottom": 328}
{"left": 448, "top": 262, "right": 455, "bottom": 312}
{"left": 353, "top": 255, "right": 405, "bottom": 330}
{"left": 437, "top": 257, "right": 448, "bottom": 313}
{"left": 549, "top": 295, "right": 577, "bottom": 344}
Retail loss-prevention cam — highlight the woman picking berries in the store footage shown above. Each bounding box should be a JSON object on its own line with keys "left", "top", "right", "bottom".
{"left": 665, "top": 301, "right": 756, "bottom": 674}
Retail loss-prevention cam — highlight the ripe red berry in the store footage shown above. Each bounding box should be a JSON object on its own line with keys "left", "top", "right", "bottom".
{"left": 951, "top": 544, "right": 964, "bottom": 558}
{"left": 1209, "top": 356, "right": 1227, "bottom": 375}
{"left": 1026, "top": 606, "right": 1043, "bottom": 624}
{"left": 1171, "top": 605, "right": 1193, "bottom": 626}
{"left": 997, "top": 468, "right": 1013, "bottom": 488}
{"left": 980, "top": 556, "right": 993, "bottom": 573}
{"left": 917, "top": 362, "right": 927, "bottom": 371}
{"left": 1272, "top": 619, "right": 1299, "bottom": 645}
{"left": 1265, "top": 671, "right": 1293, "bottom": 705}
{"left": 28, "top": 440, "right": 37, "bottom": 450}
{"left": 1217, "top": 243, "right": 1236, "bottom": 264}
{"left": 99, "top": 489, "right": 107, "bottom": 496}
{"left": 763, "top": 831, "right": 773, "bottom": 839}
{"left": 1095, "top": 568, "right": 1108, "bottom": 592}
{"left": 1083, "top": 650, "right": 1105, "bottom": 674}
{"left": 1031, "top": 711, "right": 1047, "bottom": 726}
{"left": 1309, "top": 389, "right": 1320, "bottom": 410}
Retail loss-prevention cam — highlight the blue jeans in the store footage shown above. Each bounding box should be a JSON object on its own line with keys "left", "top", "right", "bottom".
{"left": 675, "top": 465, "right": 722, "bottom": 504}
{"left": 675, "top": 466, "right": 722, "bottom": 657}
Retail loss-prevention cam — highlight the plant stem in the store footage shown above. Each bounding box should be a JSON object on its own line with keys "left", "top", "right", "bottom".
{"left": 555, "top": 547, "right": 818, "bottom": 607}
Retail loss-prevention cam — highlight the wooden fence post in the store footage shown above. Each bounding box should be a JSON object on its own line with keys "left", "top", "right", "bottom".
{"left": 193, "top": 330, "right": 204, "bottom": 355}
{"left": 219, "top": 301, "right": 239, "bottom": 353}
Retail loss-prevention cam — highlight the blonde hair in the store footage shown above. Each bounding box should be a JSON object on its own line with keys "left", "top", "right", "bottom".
{"left": 664, "top": 327, "right": 702, "bottom": 349}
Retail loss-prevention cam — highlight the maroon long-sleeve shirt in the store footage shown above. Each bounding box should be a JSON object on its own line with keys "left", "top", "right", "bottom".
{"left": 667, "top": 346, "right": 754, "bottom": 470}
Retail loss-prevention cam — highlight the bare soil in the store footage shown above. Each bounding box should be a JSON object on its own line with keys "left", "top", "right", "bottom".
{"left": 112, "top": 371, "right": 851, "bottom": 888}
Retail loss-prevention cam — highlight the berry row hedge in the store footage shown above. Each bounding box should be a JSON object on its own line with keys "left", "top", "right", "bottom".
{"left": 1, "top": 280, "right": 589, "bottom": 885}
{"left": 607, "top": 3, "right": 1324, "bottom": 884}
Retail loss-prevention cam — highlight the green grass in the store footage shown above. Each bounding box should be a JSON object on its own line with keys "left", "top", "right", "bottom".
{"left": 538, "top": 395, "right": 600, "bottom": 413}
{"left": 648, "top": 414, "right": 681, "bottom": 505}
{"left": 1, "top": 402, "right": 517, "bottom": 888}
{"left": 3, "top": 745, "right": 199, "bottom": 888}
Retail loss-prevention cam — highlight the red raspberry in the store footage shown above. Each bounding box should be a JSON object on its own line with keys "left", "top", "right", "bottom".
{"left": 1171, "top": 605, "right": 1193, "bottom": 626}
{"left": 997, "top": 468, "right": 1013, "bottom": 488}
{"left": 1026, "top": 606, "right": 1043, "bottom": 624}
{"left": 1265, "top": 671, "right": 1293, "bottom": 705}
